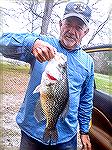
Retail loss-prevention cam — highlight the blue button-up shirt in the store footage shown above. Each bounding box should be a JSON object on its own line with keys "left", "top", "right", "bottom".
{"left": 0, "top": 33, "right": 94, "bottom": 145}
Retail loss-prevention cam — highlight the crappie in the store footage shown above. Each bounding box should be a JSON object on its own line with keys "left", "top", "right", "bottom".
{"left": 33, "top": 52, "right": 69, "bottom": 143}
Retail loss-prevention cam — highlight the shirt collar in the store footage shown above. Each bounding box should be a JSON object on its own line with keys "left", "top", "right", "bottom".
{"left": 59, "top": 40, "right": 81, "bottom": 51}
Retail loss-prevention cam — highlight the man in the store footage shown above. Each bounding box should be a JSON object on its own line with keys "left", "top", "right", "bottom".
{"left": 0, "top": 1, "right": 94, "bottom": 150}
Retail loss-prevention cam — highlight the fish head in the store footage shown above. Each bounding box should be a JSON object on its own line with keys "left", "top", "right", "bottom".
{"left": 43, "top": 53, "right": 67, "bottom": 85}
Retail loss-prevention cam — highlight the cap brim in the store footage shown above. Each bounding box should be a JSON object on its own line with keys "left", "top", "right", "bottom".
{"left": 63, "top": 13, "right": 88, "bottom": 26}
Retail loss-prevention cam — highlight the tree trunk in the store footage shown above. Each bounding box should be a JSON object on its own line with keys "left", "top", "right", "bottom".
{"left": 41, "top": 0, "right": 54, "bottom": 35}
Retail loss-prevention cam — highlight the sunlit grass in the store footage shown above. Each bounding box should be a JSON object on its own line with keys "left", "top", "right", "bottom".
{"left": 0, "top": 62, "right": 30, "bottom": 73}
{"left": 95, "top": 73, "right": 112, "bottom": 95}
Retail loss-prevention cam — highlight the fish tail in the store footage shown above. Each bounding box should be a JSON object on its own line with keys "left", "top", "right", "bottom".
{"left": 43, "top": 127, "right": 58, "bottom": 143}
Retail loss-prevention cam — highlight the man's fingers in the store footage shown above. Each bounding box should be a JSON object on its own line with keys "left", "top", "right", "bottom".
{"left": 44, "top": 42, "right": 57, "bottom": 59}
{"left": 35, "top": 46, "right": 55, "bottom": 62}
{"left": 41, "top": 47, "right": 51, "bottom": 60}
{"left": 45, "top": 42, "right": 57, "bottom": 60}
{"left": 35, "top": 48, "right": 46, "bottom": 62}
{"left": 36, "top": 48, "right": 46, "bottom": 62}
{"left": 32, "top": 39, "right": 57, "bottom": 62}
{"left": 81, "top": 142, "right": 91, "bottom": 150}
{"left": 80, "top": 135, "right": 91, "bottom": 150}
{"left": 35, "top": 54, "right": 43, "bottom": 63}
{"left": 47, "top": 47, "right": 55, "bottom": 60}
{"left": 82, "top": 143, "right": 87, "bottom": 150}
{"left": 87, "top": 142, "right": 91, "bottom": 150}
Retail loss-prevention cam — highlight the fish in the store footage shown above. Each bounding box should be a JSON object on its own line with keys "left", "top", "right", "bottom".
{"left": 33, "top": 52, "right": 69, "bottom": 143}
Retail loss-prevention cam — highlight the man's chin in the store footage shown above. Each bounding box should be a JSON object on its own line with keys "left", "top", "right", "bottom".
{"left": 59, "top": 40, "right": 78, "bottom": 50}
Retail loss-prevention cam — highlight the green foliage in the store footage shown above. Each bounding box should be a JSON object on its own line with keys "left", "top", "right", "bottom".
{"left": 0, "top": 62, "right": 30, "bottom": 73}
{"left": 95, "top": 73, "right": 112, "bottom": 95}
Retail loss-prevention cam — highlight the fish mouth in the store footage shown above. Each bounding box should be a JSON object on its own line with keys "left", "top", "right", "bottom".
{"left": 46, "top": 73, "right": 57, "bottom": 81}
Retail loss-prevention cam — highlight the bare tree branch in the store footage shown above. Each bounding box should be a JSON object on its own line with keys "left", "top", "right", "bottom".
{"left": 92, "top": 0, "right": 103, "bottom": 6}
{"left": 53, "top": 0, "right": 66, "bottom": 7}
{"left": 87, "top": 8, "right": 112, "bottom": 46}
{"left": 1, "top": 0, "right": 111, "bottom": 46}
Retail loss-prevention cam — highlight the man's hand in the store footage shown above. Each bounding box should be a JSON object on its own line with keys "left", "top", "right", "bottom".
{"left": 80, "top": 134, "right": 91, "bottom": 150}
{"left": 32, "top": 39, "right": 56, "bottom": 63}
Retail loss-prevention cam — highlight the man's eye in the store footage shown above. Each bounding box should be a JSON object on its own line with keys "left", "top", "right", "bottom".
{"left": 65, "top": 23, "right": 71, "bottom": 27}
{"left": 76, "top": 26, "right": 83, "bottom": 31}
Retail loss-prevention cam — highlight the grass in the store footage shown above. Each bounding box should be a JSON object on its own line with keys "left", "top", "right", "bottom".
{"left": 0, "top": 61, "right": 30, "bottom": 73}
{"left": 95, "top": 73, "right": 112, "bottom": 95}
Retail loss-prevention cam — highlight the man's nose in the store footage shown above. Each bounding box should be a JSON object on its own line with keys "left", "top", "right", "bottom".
{"left": 68, "top": 26, "right": 76, "bottom": 34}
{"left": 68, "top": 27, "right": 79, "bottom": 39}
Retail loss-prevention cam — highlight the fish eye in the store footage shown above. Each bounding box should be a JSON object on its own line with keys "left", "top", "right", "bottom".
{"left": 62, "top": 65, "right": 66, "bottom": 70}
{"left": 58, "top": 63, "right": 66, "bottom": 69}
{"left": 58, "top": 64, "right": 62, "bottom": 68}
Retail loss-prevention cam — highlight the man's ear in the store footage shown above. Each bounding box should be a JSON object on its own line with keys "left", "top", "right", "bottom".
{"left": 59, "top": 20, "right": 62, "bottom": 28}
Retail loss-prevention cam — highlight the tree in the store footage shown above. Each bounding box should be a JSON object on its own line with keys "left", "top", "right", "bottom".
{"left": 0, "top": 0, "right": 111, "bottom": 46}
{"left": 0, "top": 0, "right": 111, "bottom": 75}
{"left": 0, "top": 0, "right": 66, "bottom": 34}
{"left": 86, "top": 2, "right": 112, "bottom": 46}
{"left": 41, "top": 0, "right": 54, "bottom": 34}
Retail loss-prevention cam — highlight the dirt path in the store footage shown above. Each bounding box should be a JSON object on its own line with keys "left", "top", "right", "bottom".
{"left": 1, "top": 93, "right": 23, "bottom": 150}
{"left": 0, "top": 66, "right": 29, "bottom": 150}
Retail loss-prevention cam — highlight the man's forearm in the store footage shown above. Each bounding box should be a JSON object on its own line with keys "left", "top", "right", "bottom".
{"left": 0, "top": 33, "right": 39, "bottom": 62}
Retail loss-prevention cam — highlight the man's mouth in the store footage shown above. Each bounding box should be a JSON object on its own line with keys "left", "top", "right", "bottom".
{"left": 65, "top": 34, "right": 76, "bottom": 41}
{"left": 65, "top": 36, "right": 76, "bottom": 41}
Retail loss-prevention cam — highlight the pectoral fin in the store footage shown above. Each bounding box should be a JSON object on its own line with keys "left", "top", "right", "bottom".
{"left": 33, "top": 84, "right": 41, "bottom": 94}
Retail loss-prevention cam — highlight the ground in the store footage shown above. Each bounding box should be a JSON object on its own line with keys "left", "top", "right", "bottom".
{"left": 0, "top": 63, "right": 82, "bottom": 150}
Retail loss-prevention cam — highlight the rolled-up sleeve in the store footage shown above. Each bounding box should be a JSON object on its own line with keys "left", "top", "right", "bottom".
{"left": 78, "top": 61, "right": 94, "bottom": 133}
{"left": 0, "top": 33, "right": 40, "bottom": 63}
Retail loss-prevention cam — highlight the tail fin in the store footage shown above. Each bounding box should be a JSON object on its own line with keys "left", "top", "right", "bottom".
{"left": 43, "top": 127, "right": 58, "bottom": 143}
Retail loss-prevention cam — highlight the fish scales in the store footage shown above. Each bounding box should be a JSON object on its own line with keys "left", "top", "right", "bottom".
{"left": 34, "top": 53, "right": 69, "bottom": 143}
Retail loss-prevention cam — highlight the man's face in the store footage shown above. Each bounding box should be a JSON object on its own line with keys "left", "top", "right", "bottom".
{"left": 59, "top": 17, "right": 89, "bottom": 50}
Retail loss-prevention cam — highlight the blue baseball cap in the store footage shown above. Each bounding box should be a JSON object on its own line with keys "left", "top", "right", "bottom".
{"left": 63, "top": 2, "right": 92, "bottom": 26}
